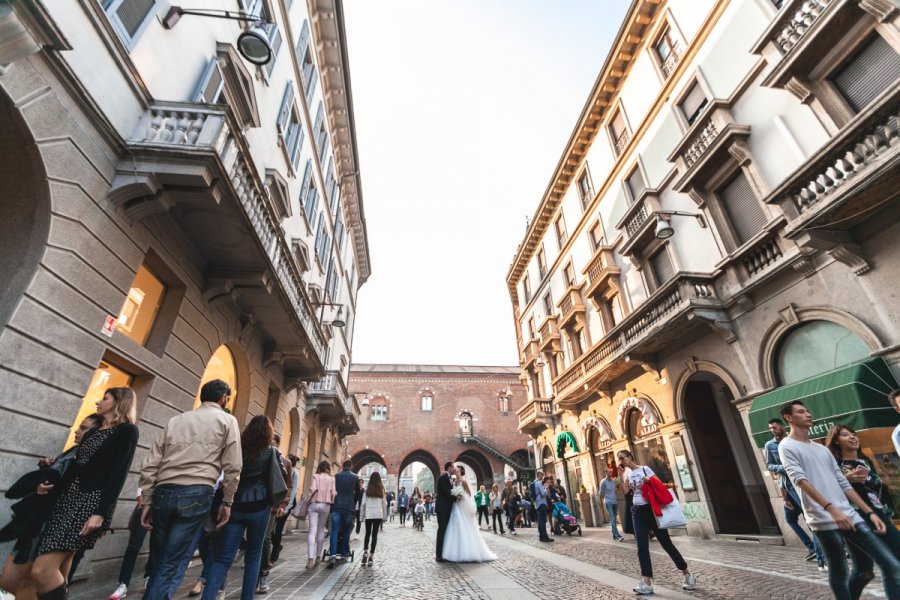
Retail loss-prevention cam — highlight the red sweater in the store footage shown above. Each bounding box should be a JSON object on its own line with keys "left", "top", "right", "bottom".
{"left": 641, "top": 476, "right": 673, "bottom": 517}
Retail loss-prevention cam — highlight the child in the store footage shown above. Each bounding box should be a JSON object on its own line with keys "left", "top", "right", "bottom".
{"left": 414, "top": 497, "right": 426, "bottom": 529}
{"left": 360, "top": 473, "right": 387, "bottom": 566}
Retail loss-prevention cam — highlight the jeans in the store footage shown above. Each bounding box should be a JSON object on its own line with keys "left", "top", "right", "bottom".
{"left": 492, "top": 507, "right": 505, "bottom": 533}
{"left": 605, "top": 502, "right": 621, "bottom": 539}
{"left": 202, "top": 507, "right": 270, "bottom": 600}
{"left": 398, "top": 506, "right": 408, "bottom": 525}
{"left": 174, "top": 526, "right": 214, "bottom": 591}
{"left": 143, "top": 484, "right": 213, "bottom": 600}
{"left": 328, "top": 509, "right": 354, "bottom": 558}
{"left": 426, "top": 504, "right": 433, "bottom": 520}
{"left": 536, "top": 504, "right": 550, "bottom": 540}
{"left": 363, "top": 519, "right": 381, "bottom": 553}
{"left": 816, "top": 521, "right": 900, "bottom": 600}
{"left": 632, "top": 504, "right": 688, "bottom": 579}
{"left": 257, "top": 511, "right": 277, "bottom": 579}
{"left": 118, "top": 505, "right": 151, "bottom": 586}
{"left": 307, "top": 502, "right": 330, "bottom": 559}
{"left": 784, "top": 489, "right": 816, "bottom": 551}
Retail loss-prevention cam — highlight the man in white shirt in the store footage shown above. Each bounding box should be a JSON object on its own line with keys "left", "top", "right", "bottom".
{"left": 889, "top": 389, "right": 900, "bottom": 457}
{"left": 778, "top": 400, "right": 899, "bottom": 600}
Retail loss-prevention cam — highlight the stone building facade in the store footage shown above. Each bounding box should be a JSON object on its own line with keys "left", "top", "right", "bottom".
{"left": 0, "top": 0, "right": 369, "bottom": 586}
{"left": 346, "top": 365, "right": 534, "bottom": 491}
{"left": 507, "top": 0, "right": 900, "bottom": 542}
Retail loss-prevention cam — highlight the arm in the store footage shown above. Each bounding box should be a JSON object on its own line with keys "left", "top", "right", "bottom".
{"left": 139, "top": 424, "right": 167, "bottom": 504}
{"left": 219, "top": 418, "right": 243, "bottom": 504}
{"left": 833, "top": 459, "right": 886, "bottom": 534}
{"left": 86, "top": 425, "right": 139, "bottom": 536}
{"left": 781, "top": 443, "right": 855, "bottom": 531}
{"left": 765, "top": 441, "right": 785, "bottom": 475}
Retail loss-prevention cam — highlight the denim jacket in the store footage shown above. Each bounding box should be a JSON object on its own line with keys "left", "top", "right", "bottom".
{"left": 765, "top": 437, "right": 792, "bottom": 492}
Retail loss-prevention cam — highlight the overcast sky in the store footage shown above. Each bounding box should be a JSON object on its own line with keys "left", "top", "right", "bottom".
{"left": 343, "top": 1, "right": 630, "bottom": 366}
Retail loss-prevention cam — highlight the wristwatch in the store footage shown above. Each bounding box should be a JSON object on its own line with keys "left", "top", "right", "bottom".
{"left": 222, "top": 500, "right": 233, "bottom": 507}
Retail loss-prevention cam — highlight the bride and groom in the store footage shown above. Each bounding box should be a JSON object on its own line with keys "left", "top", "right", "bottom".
{"left": 435, "top": 461, "right": 497, "bottom": 563}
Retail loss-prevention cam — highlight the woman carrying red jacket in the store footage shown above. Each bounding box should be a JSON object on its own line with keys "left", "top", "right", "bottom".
{"left": 618, "top": 449, "right": 697, "bottom": 596}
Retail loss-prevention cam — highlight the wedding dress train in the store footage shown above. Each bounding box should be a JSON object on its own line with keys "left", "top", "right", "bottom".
{"left": 442, "top": 490, "right": 497, "bottom": 562}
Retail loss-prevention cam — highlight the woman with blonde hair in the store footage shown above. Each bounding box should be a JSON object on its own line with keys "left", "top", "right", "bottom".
{"left": 31, "top": 388, "right": 139, "bottom": 600}
{"left": 360, "top": 472, "right": 387, "bottom": 566}
{"left": 306, "top": 460, "right": 336, "bottom": 569}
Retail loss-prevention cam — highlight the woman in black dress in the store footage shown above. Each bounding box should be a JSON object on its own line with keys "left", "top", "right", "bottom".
{"left": 31, "top": 387, "right": 139, "bottom": 600}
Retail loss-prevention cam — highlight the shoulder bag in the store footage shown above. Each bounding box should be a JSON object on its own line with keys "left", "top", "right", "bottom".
{"left": 267, "top": 447, "right": 288, "bottom": 508}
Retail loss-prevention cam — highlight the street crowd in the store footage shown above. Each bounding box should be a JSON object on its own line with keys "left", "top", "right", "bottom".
{"left": 0, "top": 380, "right": 899, "bottom": 599}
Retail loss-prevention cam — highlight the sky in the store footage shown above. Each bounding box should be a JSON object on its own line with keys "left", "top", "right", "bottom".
{"left": 343, "top": 1, "right": 631, "bottom": 366}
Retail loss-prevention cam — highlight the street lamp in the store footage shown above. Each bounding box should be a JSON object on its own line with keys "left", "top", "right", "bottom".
{"left": 653, "top": 210, "right": 707, "bottom": 240}
{"left": 162, "top": 6, "right": 274, "bottom": 65}
{"left": 311, "top": 300, "right": 346, "bottom": 328}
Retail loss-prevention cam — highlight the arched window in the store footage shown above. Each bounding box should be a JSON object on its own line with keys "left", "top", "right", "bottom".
{"left": 776, "top": 320, "right": 869, "bottom": 385}
{"left": 66, "top": 361, "right": 133, "bottom": 449}
{"left": 458, "top": 411, "right": 473, "bottom": 437}
{"left": 193, "top": 345, "right": 238, "bottom": 413}
{"left": 497, "top": 389, "right": 511, "bottom": 414}
{"left": 421, "top": 389, "right": 433, "bottom": 411}
{"left": 370, "top": 395, "right": 389, "bottom": 421}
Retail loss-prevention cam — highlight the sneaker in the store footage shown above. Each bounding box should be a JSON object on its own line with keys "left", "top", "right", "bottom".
{"left": 805, "top": 550, "right": 817, "bottom": 561}
{"left": 189, "top": 580, "right": 203, "bottom": 597}
{"left": 306, "top": 558, "right": 315, "bottom": 570}
{"left": 326, "top": 556, "right": 336, "bottom": 570}
{"left": 633, "top": 581, "right": 654, "bottom": 595}
{"left": 818, "top": 564, "right": 828, "bottom": 572}
{"left": 109, "top": 583, "right": 128, "bottom": 600}
{"left": 683, "top": 573, "right": 697, "bottom": 590}
{"left": 361, "top": 551, "right": 368, "bottom": 565}
{"left": 216, "top": 592, "right": 225, "bottom": 600}
{"left": 256, "top": 574, "right": 269, "bottom": 594}
{"left": 511, "top": 530, "right": 517, "bottom": 535}
{"left": 367, "top": 554, "right": 373, "bottom": 566}
{"left": 142, "top": 578, "right": 149, "bottom": 593}
{"left": 616, "top": 536, "right": 626, "bottom": 542}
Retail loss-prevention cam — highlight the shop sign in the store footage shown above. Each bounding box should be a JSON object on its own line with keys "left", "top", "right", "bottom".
{"left": 101, "top": 315, "right": 117, "bottom": 337}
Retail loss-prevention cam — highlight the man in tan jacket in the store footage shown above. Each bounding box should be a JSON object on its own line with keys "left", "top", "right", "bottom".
{"left": 139, "top": 379, "right": 242, "bottom": 600}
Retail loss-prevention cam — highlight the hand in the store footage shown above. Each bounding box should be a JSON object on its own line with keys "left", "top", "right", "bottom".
{"left": 38, "top": 456, "right": 56, "bottom": 467}
{"left": 36, "top": 482, "right": 53, "bottom": 495}
{"left": 274, "top": 506, "right": 285, "bottom": 518}
{"left": 845, "top": 469, "right": 867, "bottom": 483}
{"left": 216, "top": 505, "right": 231, "bottom": 529}
{"left": 79, "top": 515, "right": 103, "bottom": 536}
{"left": 784, "top": 500, "right": 795, "bottom": 511}
{"left": 868, "top": 512, "right": 886, "bottom": 534}
{"left": 827, "top": 505, "right": 855, "bottom": 531}
{"left": 140, "top": 505, "right": 153, "bottom": 530}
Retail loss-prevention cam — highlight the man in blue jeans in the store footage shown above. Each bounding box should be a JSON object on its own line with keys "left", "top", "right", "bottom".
{"left": 139, "top": 380, "right": 242, "bottom": 600}
{"left": 327, "top": 460, "right": 359, "bottom": 568}
{"left": 779, "top": 400, "right": 900, "bottom": 600}
{"left": 599, "top": 470, "right": 624, "bottom": 541}
{"left": 530, "top": 471, "right": 553, "bottom": 542}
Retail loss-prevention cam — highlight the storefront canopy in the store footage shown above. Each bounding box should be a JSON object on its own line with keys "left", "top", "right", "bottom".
{"left": 749, "top": 357, "right": 900, "bottom": 448}
{"left": 556, "top": 431, "right": 579, "bottom": 458}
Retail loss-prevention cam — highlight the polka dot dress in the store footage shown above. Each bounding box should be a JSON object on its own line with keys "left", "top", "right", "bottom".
{"left": 37, "top": 427, "right": 117, "bottom": 555}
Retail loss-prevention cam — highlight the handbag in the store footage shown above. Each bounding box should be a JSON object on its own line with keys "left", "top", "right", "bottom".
{"left": 292, "top": 488, "right": 316, "bottom": 520}
{"left": 267, "top": 448, "right": 288, "bottom": 508}
{"left": 654, "top": 496, "right": 688, "bottom": 529}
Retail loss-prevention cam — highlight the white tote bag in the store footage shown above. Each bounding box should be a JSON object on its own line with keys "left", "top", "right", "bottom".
{"left": 655, "top": 497, "right": 688, "bottom": 529}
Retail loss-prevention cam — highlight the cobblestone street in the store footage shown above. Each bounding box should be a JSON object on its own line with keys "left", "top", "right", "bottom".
{"left": 83, "top": 518, "right": 886, "bottom": 600}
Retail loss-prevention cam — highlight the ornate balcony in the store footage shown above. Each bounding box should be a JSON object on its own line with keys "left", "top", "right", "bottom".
{"left": 557, "top": 285, "right": 587, "bottom": 329}
{"left": 539, "top": 315, "right": 561, "bottom": 353}
{"left": 521, "top": 338, "right": 540, "bottom": 367}
{"left": 108, "top": 102, "right": 326, "bottom": 380}
{"left": 670, "top": 102, "right": 751, "bottom": 194}
{"left": 616, "top": 191, "right": 663, "bottom": 257}
{"left": 338, "top": 394, "right": 362, "bottom": 435}
{"left": 516, "top": 398, "right": 555, "bottom": 435}
{"left": 584, "top": 246, "right": 621, "bottom": 304}
{"left": 308, "top": 370, "right": 350, "bottom": 425}
{"left": 553, "top": 274, "right": 732, "bottom": 406}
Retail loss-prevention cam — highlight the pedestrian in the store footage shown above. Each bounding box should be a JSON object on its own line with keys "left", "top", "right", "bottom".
{"left": 599, "top": 469, "right": 624, "bottom": 542}
{"left": 890, "top": 389, "right": 900, "bottom": 457}
{"left": 305, "top": 460, "right": 336, "bottom": 569}
{"left": 530, "top": 472, "right": 553, "bottom": 543}
{"left": 486, "top": 483, "right": 503, "bottom": 535}
{"left": 618, "top": 449, "right": 697, "bottom": 595}
{"left": 475, "top": 485, "right": 490, "bottom": 529}
{"left": 765, "top": 418, "right": 822, "bottom": 567}
{"left": 140, "top": 379, "right": 241, "bottom": 600}
{"left": 31, "top": 388, "right": 139, "bottom": 600}
{"left": 397, "top": 487, "right": 409, "bottom": 527}
{"left": 385, "top": 490, "right": 395, "bottom": 522}
{"left": 360, "top": 472, "right": 387, "bottom": 566}
{"left": 352, "top": 478, "right": 364, "bottom": 540}
{"left": 256, "top": 435, "right": 291, "bottom": 594}
{"left": 202, "top": 416, "right": 285, "bottom": 600}
{"left": 825, "top": 424, "right": 900, "bottom": 558}
{"left": 107, "top": 490, "right": 153, "bottom": 600}
{"left": 270, "top": 454, "right": 300, "bottom": 563}
{"left": 424, "top": 491, "right": 433, "bottom": 521}
{"left": 779, "top": 401, "right": 900, "bottom": 599}
{"left": 500, "top": 481, "right": 517, "bottom": 535}
{"left": 327, "top": 460, "right": 359, "bottom": 568}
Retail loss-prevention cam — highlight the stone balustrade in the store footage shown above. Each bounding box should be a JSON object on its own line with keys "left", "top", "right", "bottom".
{"left": 772, "top": 0, "right": 832, "bottom": 54}
{"left": 683, "top": 119, "right": 719, "bottom": 168}
{"left": 741, "top": 234, "right": 784, "bottom": 277}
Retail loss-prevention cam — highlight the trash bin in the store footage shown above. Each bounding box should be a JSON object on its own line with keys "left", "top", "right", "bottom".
{"left": 578, "top": 492, "right": 594, "bottom": 527}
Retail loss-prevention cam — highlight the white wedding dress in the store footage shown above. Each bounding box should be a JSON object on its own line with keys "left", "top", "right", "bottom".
{"left": 442, "top": 489, "right": 497, "bottom": 562}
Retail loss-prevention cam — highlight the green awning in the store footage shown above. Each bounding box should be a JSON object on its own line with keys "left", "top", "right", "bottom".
{"left": 749, "top": 357, "right": 900, "bottom": 448}
{"left": 556, "top": 431, "right": 579, "bottom": 458}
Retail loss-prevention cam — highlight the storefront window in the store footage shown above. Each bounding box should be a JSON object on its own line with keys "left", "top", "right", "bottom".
{"left": 193, "top": 345, "right": 238, "bottom": 413}
{"left": 627, "top": 409, "right": 675, "bottom": 487}
{"left": 67, "top": 362, "right": 133, "bottom": 449}
{"left": 117, "top": 265, "right": 165, "bottom": 346}
{"left": 776, "top": 320, "right": 869, "bottom": 385}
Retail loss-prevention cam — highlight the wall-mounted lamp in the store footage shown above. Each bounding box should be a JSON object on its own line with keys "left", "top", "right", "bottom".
{"left": 162, "top": 7, "right": 274, "bottom": 65}
{"left": 311, "top": 300, "right": 346, "bottom": 328}
{"left": 653, "top": 210, "right": 707, "bottom": 240}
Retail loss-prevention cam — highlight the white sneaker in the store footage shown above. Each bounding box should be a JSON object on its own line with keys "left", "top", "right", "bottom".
{"left": 683, "top": 573, "right": 697, "bottom": 590}
{"left": 109, "top": 583, "right": 128, "bottom": 600}
{"left": 633, "top": 581, "right": 654, "bottom": 595}
{"left": 216, "top": 592, "right": 225, "bottom": 600}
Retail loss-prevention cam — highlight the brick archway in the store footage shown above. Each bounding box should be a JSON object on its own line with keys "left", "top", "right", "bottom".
{"left": 456, "top": 449, "right": 493, "bottom": 488}
{"left": 351, "top": 449, "right": 386, "bottom": 473}
{"left": 398, "top": 448, "right": 441, "bottom": 486}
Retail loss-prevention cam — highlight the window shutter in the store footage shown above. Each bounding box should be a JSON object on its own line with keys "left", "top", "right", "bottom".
{"left": 277, "top": 84, "right": 293, "bottom": 134}
{"left": 720, "top": 172, "right": 767, "bottom": 245}
{"left": 610, "top": 111, "right": 625, "bottom": 138}
{"left": 318, "top": 136, "right": 330, "bottom": 163}
{"left": 263, "top": 24, "right": 282, "bottom": 78}
{"left": 314, "top": 102, "right": 324, "bottom": 137}
{"left": 194, "top": 57, "right": 224, "bottom": 103}
{"left": 334, "top": 215, "right": 345, "bottom": 252}
{"left": 831, "top": 35, "right": 900, "bottom": 113}
{"left": 314, "top": 213, "right": 325, "bottom": 258}
{"left": 680, "top": 82, "right": 708, "bottom": 125}
{"left": 289, "top": 122, "right": 304, "bottom": 170}
{"left": 296, "top": 20, "right": 311, "bottom": 62}
{"left": 300, "top": 161, "right": 315, "bottom": 221}
{"left": 305, "top": 65, "right": 318, "bottom": 104}
{"left": 115, "top": 0, "right": 156, "bottom": 37}
{"left": 650, "top": 248, "right": 675, "bottom": 285}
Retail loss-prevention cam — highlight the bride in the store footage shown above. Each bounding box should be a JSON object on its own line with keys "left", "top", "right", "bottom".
{"left": 442, "top": 466, "right": 497, "bottom": 562}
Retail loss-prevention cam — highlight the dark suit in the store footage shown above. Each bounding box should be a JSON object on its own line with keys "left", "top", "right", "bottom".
{"left": 435, "top": 471, "right": 453, "bottom": 559}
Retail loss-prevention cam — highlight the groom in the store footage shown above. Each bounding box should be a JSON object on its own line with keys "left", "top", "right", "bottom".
{"left": 435, "top": 461, "right": 458, "bottom": 562}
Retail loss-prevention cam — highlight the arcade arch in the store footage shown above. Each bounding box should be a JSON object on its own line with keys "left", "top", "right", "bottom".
{"left": 455, "top": 449, "right": 493, "bottom": 488}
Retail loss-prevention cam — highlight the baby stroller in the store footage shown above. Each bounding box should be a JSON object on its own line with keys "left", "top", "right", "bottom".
{"left": 514, "top": 500, "right": 531, "bottom": 527}
{"left": 551, "top": 501, "right": 582, "bottom": 536}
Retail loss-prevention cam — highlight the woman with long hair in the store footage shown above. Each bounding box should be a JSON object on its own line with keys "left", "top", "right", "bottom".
{"left": 618, "top": 449, "right": 696, "bottom": 595}
{"left": 360, "top": 472, "right": 387, "bottom": 566}
{"left": 306, "top": 460, "right": 336, "bottom": 569}
{"left": 442, "top": 466, "right": 496, "bottom": 563}
{"left": 202, "top": 416, "right": 283, "bottom": 600}
{"left": 31, "top": 389, "right": 139, "bottom": 600}
{"left": 825, "top": 425, "right": 900, "bottom": 565}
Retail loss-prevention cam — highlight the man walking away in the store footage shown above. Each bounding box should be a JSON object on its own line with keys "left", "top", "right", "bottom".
{"left": 140, "top": 379, "right": 242, "bottom": 600}
{"left": 501, "top": 480, "right": 517, "bottom": 535}
{"left": 326, "top": 461, "right": 359, "bottom": 568}
{"left": 779, "top": 400, "right": 900, "bottom": 600}
{"left": 531, "top": 472, "right": 553, "bottom": 542}
{"left": 600, "top": 470, "right": 624, "bottom": 541}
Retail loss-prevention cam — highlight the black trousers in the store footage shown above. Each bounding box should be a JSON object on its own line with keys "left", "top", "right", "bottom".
{"left": 477, "top": 505, "right": 490, "bottom": 526}
{"left": 492, "top": 508, "right": 505, "bottom": 533}
{"left": 435, "top": 510, "right": 450, "bottom": 559}
{"left": 363, "top": 519, "right": 382, "bottom": 553}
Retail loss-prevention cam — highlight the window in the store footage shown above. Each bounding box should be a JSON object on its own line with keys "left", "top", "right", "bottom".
{"left": 537, "top": 246, "right": 547, "bottom": 280}
{"left": 542, "top": 292, "right": 553, "bottom": 317}
{"left": 589, "top": 221, "right": 605, "bottom": 250}
{"left": 325, "top": 160, "right": 337, "bottom": 211}
{"left": 192, "top": 345, "right": 239, "bottom": 414}
{"left": 300, "top": 160, "right": 318, "bottom": 224}
{"left": 625, "top": 167, "right": 646, "bottom": 201}
{"left": 655, "top": 27, "right": 677, "bottom": 65}
{"left": 577, "top": 171, "right": 593, "bottom": 209}
{"left": 334, "top": 210, "right": 345, "bottom": 254}
{"left": 66, "top": 361, "right": 133, "bottom": 449}
{"left": 563, "top": 263, "right": 576, "bottom": 287}
{"left": 829, "top": 35, "right": 900, "bottom": 114}
{"left": 567, "top": 328, "right": 584, "bottom": 358}
{"left": 277, "top": 84, "right": 304, "bottom": 171}
{"left": 371, "top": 404, "right": 388, "bottom": 420}
{"left": 718, "top": 171, "right": 768, "bottom": 246}
{"left": 649, "top": 247, "right": 675, "bottom": 286}
{"left": 522, "top": 276, "right": 532, "bottom": 304}
{"left": 606, "top": 295, "right": 623, "bottom": 327}
{"left": 259, "top": 4, "right": 282, "bottom": 81}
{"left": 117, "top": 265, "right": 165, "bottom": 346}
{"left": 527, "top": 316, "right": 536, "bottom": 340}
{"left": 104, "top": 0, "right": 158, "bottom": 49}
{"left": 324, "top": 258, "right": 339, "bottom": 301}
{"left": 296, "top": 20, "right": 318, "bottom": 104}
{"left": 679, "top": 82, "right": 708, "bottom": 126}
{"left": 554, "top": 214, "right": 568, "bottom": 249}
{"left": 193, "top": 57, "right": 224, "bottom": 103}
{"left": 775, "top": 320, "right": 869, "bottom": 385}
{"left": 314, "top": 213, "right": 330, "bottom": 264}
{"left": 609, "top": 109, "right": 629, "bottom": 156}
{"left": 497, "top": 391, "right": 510, "bottom": 414}
{"left": 421, "top": 394, "right": 433, "bottom": 411}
